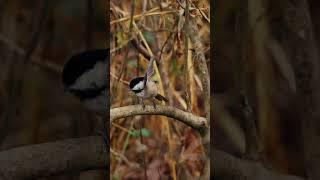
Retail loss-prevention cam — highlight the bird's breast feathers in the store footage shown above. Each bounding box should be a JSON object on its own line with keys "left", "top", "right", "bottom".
{"left": 130, "top": 80, "right": 158, "bottom": 99}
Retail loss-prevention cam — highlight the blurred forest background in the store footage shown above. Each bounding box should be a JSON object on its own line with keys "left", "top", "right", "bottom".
{"left": 110, "top": 0, "right": 210, "bottom": 179}
{"left": 7, "top": 0, "right": 320, "bottom": 179}
{"left": 213, "top": 0, "right": 320, "bottom": 180}
{"left": 0, "top": 0, "right": 107, "bottom": 179}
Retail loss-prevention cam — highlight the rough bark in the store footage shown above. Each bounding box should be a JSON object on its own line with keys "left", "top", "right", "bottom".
{"left": 0, "top": 136, "right": 107, "bottom": 180}
{"left": 283, "top": 0, "right": 320, "bottom": 179}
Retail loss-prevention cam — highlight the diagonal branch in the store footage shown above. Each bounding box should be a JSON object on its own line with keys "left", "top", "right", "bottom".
{"left": 213, "top": 149, "right": 305, "bottom": 180}
{"left": 182, "top": 8, "right": 210, "bottom": 123}
{"left": 110, "top": 105, "right": 208, "bottom": 134}
{"left": 0, "top": 33, "right": 62, "bottom": 74}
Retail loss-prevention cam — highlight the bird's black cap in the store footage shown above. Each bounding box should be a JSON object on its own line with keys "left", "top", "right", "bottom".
{"left": 62, "top": 49, "right": 109, "bottom": 87}
{"left": 129, "top": 76, "right": 144, "bottom": 92}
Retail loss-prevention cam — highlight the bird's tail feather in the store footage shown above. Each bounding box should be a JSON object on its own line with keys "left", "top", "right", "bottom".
{"left": 155, "top": 94, "right": 169, "bottom": 102}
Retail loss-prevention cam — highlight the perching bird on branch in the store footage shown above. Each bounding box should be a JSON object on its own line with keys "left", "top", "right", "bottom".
{"left": 129, "top": 57, "right": 168, "bottom": 109}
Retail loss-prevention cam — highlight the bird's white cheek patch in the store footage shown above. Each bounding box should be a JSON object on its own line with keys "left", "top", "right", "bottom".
{"left": 132, "top": 81, "right": 144, "bottom": 91}
{"left": 71, "top": 61, "right": 107, "bottom": 90}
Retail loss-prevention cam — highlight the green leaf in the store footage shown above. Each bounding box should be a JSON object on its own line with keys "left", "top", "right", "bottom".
{"left": 142, "top": 31, "right": 155, "bottom": 44}
{"left": 112, "top": 175, "right": 120, "bottom": 180}
{"left": 116, "top": 32, "right": 128, "bottom": 45}
{"left": 140, "top": 128, "right": 151, "bottom": 137}
{"left": 129, "top": 128, "right": 151, "bottom": 138}
{"left": 127, "top": 59, "right": 138, "bottom": 68}
{"left": 130, "top": 129, "right": 140, "bottom": 138}
{"left": 171, "top": 59, "right": 181, "bottom": 74}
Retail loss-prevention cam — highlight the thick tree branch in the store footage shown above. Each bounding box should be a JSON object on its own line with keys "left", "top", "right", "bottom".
{"left": 213, "top": 149, "right": 305, "bottom": 180}
{"left": 110, "top": 105, "right": 208, "bottom": 134}
{"left": 0, "top": 135, "right": 305, "bottom": 180}
{"left": 0, "top": 136, "right": 107, "bottom": 180}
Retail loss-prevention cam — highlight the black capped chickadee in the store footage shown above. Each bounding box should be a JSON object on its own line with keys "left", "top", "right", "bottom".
{"left": 129, "top": 57, "right": 168, "bottom": 108}
{"left": 62, "top": 48, "right": 109, "bottom": 149}
{"left": 62, "top": 49, "right": 109, "bottom": 113}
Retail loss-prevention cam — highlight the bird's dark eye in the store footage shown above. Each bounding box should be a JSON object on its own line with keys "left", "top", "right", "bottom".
{"left": 153, "top": 80, "right": 158, "bottom": 84}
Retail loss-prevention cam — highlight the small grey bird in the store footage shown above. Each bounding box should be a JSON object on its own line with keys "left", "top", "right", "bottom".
{"left": 129, "top": 57, "right": 168, "bottom": 108}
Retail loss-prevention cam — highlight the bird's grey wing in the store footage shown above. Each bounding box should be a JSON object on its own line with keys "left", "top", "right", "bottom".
{"left": 143, "top": 57, "right": 155, "bottom": 87}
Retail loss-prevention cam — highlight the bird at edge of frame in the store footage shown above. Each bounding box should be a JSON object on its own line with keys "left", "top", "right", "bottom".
{"left": 61, "top": 48, "right": 109, "bottom": 150}
{"left": 129, "top": 57, "right": 168, "bottom": 109}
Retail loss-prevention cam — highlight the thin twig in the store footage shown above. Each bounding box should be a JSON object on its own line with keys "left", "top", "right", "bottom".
{"left": 110, "top": 72, "right": 130, "bottom": 85}
{"left": 110, "top": 148, "right": 140, "bottom": 169}
{"left": 111, "top": 6, "right": 208, "bottom": 25}
{"left": 111, "top": 122, "right": 131, "bottom": 133}
{"left": 86, "top": 0, "right": 93, "bottom": 49}
{"left": 190, "top": 0, "right": 210, "bottom": 23}
{"left": 131, "top": 38, "right": 152, "bottom": 60}
{"left": 23, "top": 0, "right": 48, "bottom": 63}
{"left": 159, "top": 31, "right": 175, "bottom": 60}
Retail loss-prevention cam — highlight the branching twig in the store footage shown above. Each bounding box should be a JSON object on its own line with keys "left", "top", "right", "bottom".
{"left": 111, "top": 148, "right": 140, "bottom": 169}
